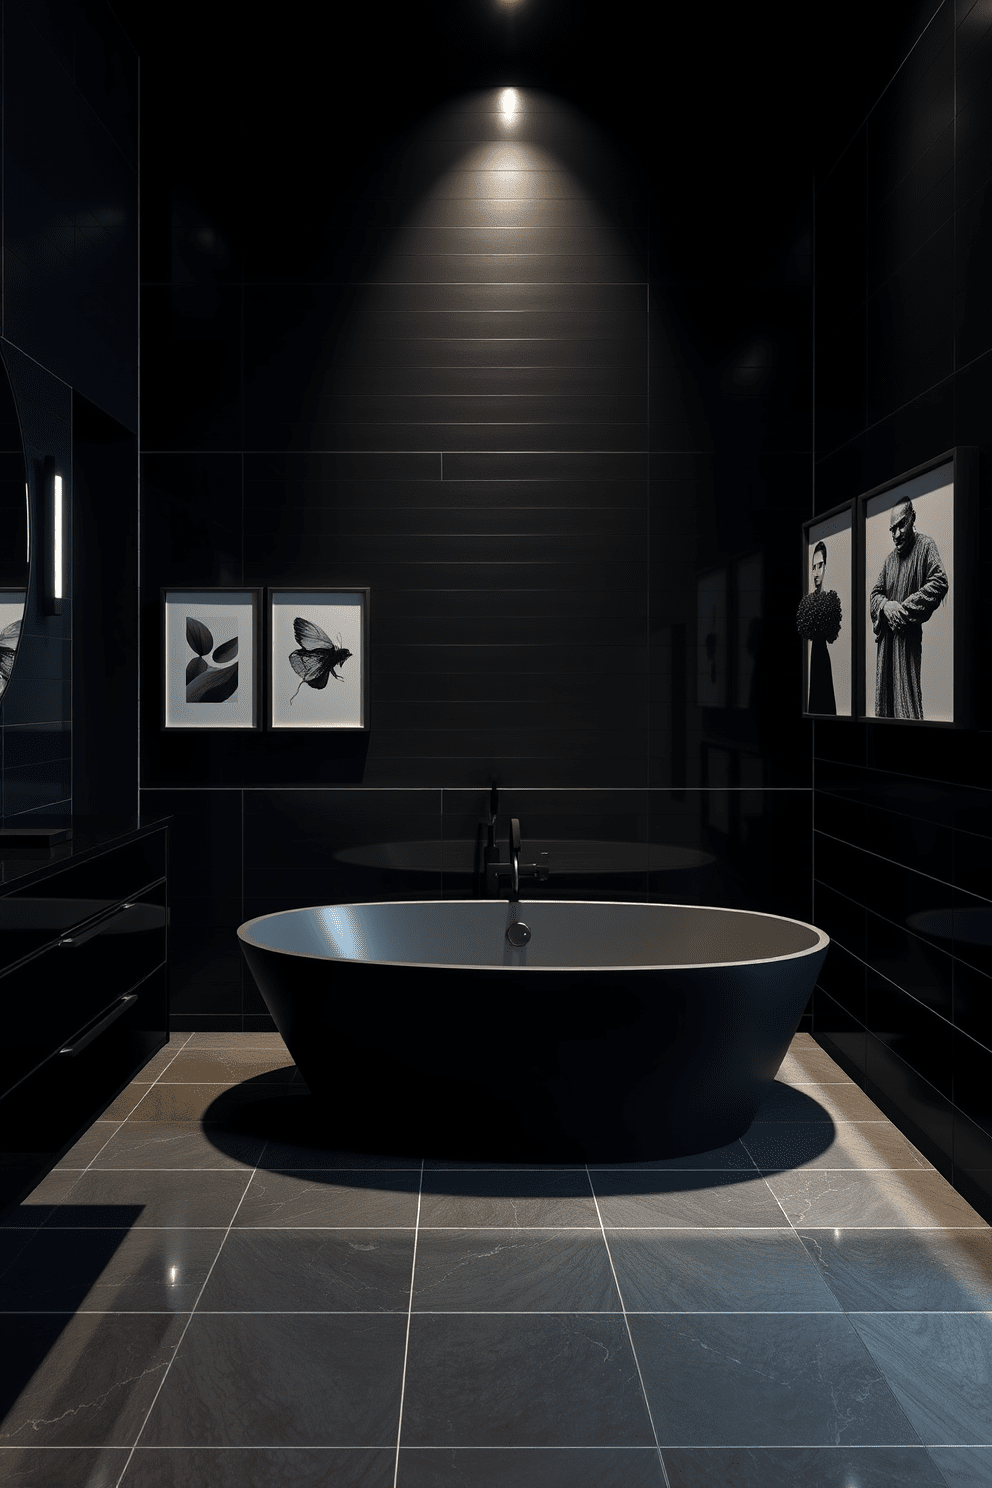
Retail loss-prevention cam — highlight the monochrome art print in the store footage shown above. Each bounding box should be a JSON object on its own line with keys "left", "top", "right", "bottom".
{"left": 863, "top": 463, "right": 953, "bottom": 724}
{"left": 799, "top": 505, "right": 853, "bottom": 718}
{"left": 269, "top": 589, "right": 366, "bottom": 729}
{"left": 0, "top": 589, "right": 26, "bottom": 700}
{"left": 163, "top": 589, "right": 259, "bottom": 729}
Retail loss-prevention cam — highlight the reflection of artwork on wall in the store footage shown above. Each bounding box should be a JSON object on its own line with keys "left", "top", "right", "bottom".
{"left": 701, "top": 744, "right": 732, "bottom": 833}
{"left": 736, "top": 553, "right": 762, "bottom": 709}
{"left": 799, "top": 503, "right": 854, "bottom": 718}
{"left": 162, "top": 589, "right": 261, "bottom": 730}
{"left": 860, "top": 458, "right": 961, "bottom": 725}
{"left": 696, "top": 570, "right": 727, "bottom": 707}
{"left": 268, "top": 589, "right": 369, "bottom": 730}
{"left": 0, "top": 589, "right": 25, "bottom": 698}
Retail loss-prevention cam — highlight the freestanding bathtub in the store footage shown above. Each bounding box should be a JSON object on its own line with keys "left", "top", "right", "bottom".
{"left": 238, "top": 900, "right": 829, "bottom": 1161}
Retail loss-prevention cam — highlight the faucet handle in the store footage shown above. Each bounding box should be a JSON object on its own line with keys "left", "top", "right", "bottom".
{"left": 510, "top": 818, "right": 521, "bottom": 855}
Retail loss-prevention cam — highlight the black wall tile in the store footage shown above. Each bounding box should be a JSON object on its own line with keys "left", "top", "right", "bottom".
{"left": 865, "top": 909, "right": 953, "bottom": 1016}
{"left": 954, "top": 1027, "right": 992, "bottom": 1139}
{"left": 813, "top": 991, "right": 867, "bottom": 1084}
{"left": 813, "top": 0, "right": 992, "bottom": 1217}
{"left": 865, "top": 1033, "right": 955, "bottom": 1173}
{"left": 140, "top": 285, "right": 242, "bottom": 450}
{"left": 953, "top": 958, "right": 992, "bottom": 1053}
{"left": 866, "top": 965, "right": 954, "bottom": 1096}
{"left": 815, "top": 939, "right": 867, "bottom": 1023}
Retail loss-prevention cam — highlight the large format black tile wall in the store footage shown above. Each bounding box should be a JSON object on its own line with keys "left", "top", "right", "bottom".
{"left": 135, "top": 51, "right": 818, "bottom": 1028}
{"left": 0, "top": 0, "right": 138, "bottom": 826}
{"left": 813, "top": 0, "right": 992, "bottom": 1221}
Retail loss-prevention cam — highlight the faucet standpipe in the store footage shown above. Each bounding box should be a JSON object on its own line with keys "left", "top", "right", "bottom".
{"left": 484, "top": 815, "right": 550, "bottom": 902}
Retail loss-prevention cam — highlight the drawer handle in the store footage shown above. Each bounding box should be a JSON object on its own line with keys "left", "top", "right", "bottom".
{"left": 59, "top": 994, "right": 137, "bottom": 1057}
{"left": 58, "top": 903, "right": 135, "bottom": 948}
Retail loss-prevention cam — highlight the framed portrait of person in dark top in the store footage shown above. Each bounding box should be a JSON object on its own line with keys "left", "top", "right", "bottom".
{"left": 857, "top": 449, "right": 977, "bottom": 728}
{"left": 800, "top": 502, "right": 855, "bottom": 719}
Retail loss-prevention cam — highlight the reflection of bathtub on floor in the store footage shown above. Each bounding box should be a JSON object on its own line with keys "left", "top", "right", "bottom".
{"left": 239, "top": 899, "right": 828, "bottom": 1161}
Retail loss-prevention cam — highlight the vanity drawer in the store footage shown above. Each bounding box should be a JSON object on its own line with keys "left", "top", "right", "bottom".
{"left": 0, "top": 880, "right": 167, "bottom": 1099}
{"left": 0, "top": 829, "right": 167, "bottom": 969}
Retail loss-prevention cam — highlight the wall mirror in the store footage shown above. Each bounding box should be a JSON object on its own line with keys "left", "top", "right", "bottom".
{"left": 0, "top": 351, "right": 28, "bottom": 702}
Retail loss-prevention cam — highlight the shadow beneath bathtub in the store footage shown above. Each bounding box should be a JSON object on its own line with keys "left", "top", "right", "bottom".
{"left": 200, "top": 1074, "right": 836, "bottom": 1190}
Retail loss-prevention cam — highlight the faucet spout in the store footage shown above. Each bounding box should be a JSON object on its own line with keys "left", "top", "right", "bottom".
{"left": 509, "top": 818, "right": 521, "bottom": 903}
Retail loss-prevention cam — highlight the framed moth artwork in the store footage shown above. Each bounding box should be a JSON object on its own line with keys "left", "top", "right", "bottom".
{"left": 799, "top": 502, "right": 855, "bottom": 719}
{"left": 858, "top": 449, "right": 976, "bottom": 727}
{"left": 267, "top": 588, "right": 369, "bottom": 730}
{"left": 161, "top": 588, "right": 262, "bottom": 730}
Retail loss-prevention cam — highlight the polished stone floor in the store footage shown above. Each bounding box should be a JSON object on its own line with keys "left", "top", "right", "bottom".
{"left": 1, "top": 1032, "right": 991, "bottom": 1487}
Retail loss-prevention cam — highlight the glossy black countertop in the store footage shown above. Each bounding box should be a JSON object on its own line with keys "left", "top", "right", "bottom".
{"left": 0, "top": 814, "right": 171, "bottom": 893}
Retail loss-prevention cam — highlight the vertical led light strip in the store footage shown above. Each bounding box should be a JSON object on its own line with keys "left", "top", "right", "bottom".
{"left": 53, "top": 473, "right": 62, "bottom": 602}
{"left": 43, "top": 455, "right": 63, "bottom": 614}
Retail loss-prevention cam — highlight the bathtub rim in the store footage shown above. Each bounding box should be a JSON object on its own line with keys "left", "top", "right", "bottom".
{"left": 237, "top": 898, "right": 830, "bottom": 973}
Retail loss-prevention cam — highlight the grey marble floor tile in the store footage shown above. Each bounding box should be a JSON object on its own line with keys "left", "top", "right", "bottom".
{"left": 121, "top": 1447, "right": 396, "bottom": 1487}
{"left": 764, "top": 1168, "right": 989, "bottom": 1228}
{"left": 139, "top": 1313, "right": 407, "bottom": 1446}
{"left": 0, "top": 1311, "right": 189, "bottom": 1446}
{"left": 754, "top": 1082, "right": 885, "bottom": 1124}
{"left": 776, "top": 1044, "right": 853, "bottom": 1086}
{"left": 607, "top": 1230, "right": 841, "bottom": 1313}
{"left": 627, "top": 1313, "right": 919, "bottom": 1447}
{"left": 595, "top": 1171, "right": 789, "bottom": 1229}
{"left": 742, "top": 1120, "right": 934, "bottom": 1172}
{"left": 233, "top": 1170, "right": 421, "bottom": 1228}
{"left": 130, "top": 1045, "right": 188, "bottom": 1083}
{"left": 0, "top": 1173, "right": 82, "bottom": 1227}
{"left": 399, "top": 1314, "right": 655, "bottom": 1447}
{"left": 927, "top": 1446, "right": 992, "bottom": 1488}
{"left": 87, "top": 1121, "right": 265, "bottom": 1171}
{"left": 155, "top": 1050, "right": 295, "bottom": 1084}
{"left": 411, "top": 1229, "right": 621, "bottom": 1312}
{"left": 184, "top": 1032, "right": 290, "bottom": 1049}
{"left": 0, "top": 1228, "right": 34, "bottom": 1275}
{"left": 417, "top": 1170, "right": 600, "bottom": 1228}
{"left": 40, "top": 1169, "right": 252, "bottom": 1229}
{"left": 52, "top": 1122, "right": 124, "bottom": 1170}
{"left": 796, "top": 1229, "right": 992, "bottom": 1311}
{"left": 99, "top": 1085, "right": 151, "bottom": 1120}
{"left": 257, "top": 1143, "right": 421, "bottom": 1171}
{"left": 198, "top": 1229, "right": 415, "bottom": 1311}
{"left": 0, "top": 1447, "right": 132, "bottom": 1487}
{"left": 125, "top": 1083, "right": 292, "bottom": 1123}
{"left": 661, "top": 1445, "right": 948, "bottom": 1487}
{"left": 849, "top": 1313, "right": 992, "bottom": 1445}
{"left": 588, "top": 1141, "right": 758, "bottom": 1172}
{"left": 396, "top": 1446, "right": 668, "bottom": 1486}
{"left": 0, "top": 1226, "right": 225, "bottom": 1312}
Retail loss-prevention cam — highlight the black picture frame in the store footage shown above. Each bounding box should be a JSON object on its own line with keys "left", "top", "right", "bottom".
{"left": 800, "top": 500, "right": 856, "bottom": 720}
{"left": 266, "top": 587, "right": 370, "bottom": 731}
{"left": 856, "top": 448, "right": 977, "bottom": 728}
{"left": 161, "top": 587, "right": 262, "bottom": 731}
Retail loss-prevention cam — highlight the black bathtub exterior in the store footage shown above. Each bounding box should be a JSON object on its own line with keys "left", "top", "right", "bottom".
{"left": 239, "top": 902, "right": 829, "bottom": 1161}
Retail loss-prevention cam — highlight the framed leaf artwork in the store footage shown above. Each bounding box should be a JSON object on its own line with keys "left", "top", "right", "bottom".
{"left": 161, "top": 588, "right": 262, "bottom": 730}
{"left": 267, "top": 588, "right": 369, "bottom": 730}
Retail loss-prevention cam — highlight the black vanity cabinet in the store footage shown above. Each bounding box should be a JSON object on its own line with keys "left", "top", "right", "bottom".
{"left": 0, "top": 820, "right": 169, "bottom": 1208}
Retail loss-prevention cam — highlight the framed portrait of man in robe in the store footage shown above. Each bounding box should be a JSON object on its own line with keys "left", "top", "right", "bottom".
{"left": 799, "top": 502, "right": 855, "bottom": 719}
{"left": 857, "top": 449, "right": 976, "bottom": 727}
